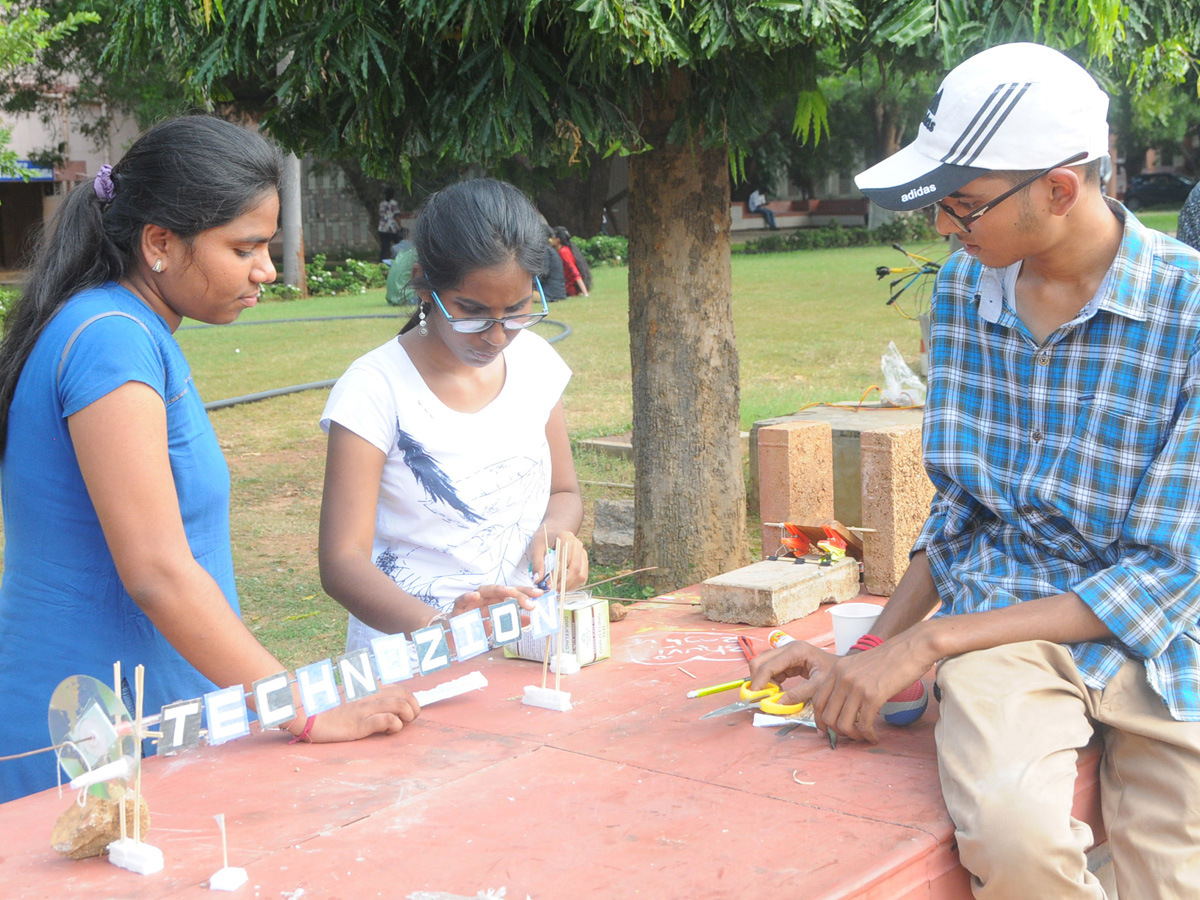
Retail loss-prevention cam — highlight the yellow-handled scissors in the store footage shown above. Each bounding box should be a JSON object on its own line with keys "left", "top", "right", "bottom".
{"left": 699, "top": 682, "right": 806, "bottom": 719}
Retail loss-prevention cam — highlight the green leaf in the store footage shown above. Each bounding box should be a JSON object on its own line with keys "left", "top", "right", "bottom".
{"left": 792, "top": 88, "right": 829, "bottom": 144}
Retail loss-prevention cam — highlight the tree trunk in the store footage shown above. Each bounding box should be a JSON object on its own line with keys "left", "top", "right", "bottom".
{"left": 627, "top": 68, "right": 749, "bottom": 592}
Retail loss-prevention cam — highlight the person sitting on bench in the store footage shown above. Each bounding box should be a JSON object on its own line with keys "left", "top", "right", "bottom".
{"left": 747, "top": 188, "right": 777, "bottom": 230}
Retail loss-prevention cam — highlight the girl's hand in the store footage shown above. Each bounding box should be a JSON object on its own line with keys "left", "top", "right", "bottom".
{"left": 451, "top": 584, "right": 540, "bottom": 617}
{"left": 528, "top": 530, "right": 589, "bottom": 591}
{"left": 296, "top": 684, "right": 420, "bottom": 742}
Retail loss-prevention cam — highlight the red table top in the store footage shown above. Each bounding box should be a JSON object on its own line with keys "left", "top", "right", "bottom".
{"left": 0, "top": 592, "right": 977, "bottom": 899}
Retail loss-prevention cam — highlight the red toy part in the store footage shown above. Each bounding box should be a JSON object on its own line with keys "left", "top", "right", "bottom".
{"left": 780, "top": 523, "right": 812, "bottom": 556}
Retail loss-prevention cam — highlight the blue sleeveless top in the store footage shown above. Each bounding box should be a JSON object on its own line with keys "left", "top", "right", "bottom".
{"left": 0, "top": 283, "right": 238, "bottom": 802}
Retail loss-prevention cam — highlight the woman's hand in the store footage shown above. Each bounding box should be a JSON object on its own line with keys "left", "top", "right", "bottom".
{"left": 450, "top": 584, "right": 540, "bottom": 617}
{"left": 528, "top": 529, "right": 589, "bottom": 591}
{"left": 294, "top": 684, "right": 421, "bottom": 743}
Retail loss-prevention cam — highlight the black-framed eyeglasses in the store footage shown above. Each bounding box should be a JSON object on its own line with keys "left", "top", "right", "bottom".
{"left": 938, "top": 151, "right": 1089, "bottom": 234}
{"left": 429, "top": 277, "right": 549, "bottom": 334}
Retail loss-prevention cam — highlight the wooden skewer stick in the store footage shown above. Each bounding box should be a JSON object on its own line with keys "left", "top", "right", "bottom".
{"left": 111, "top": 660, "right": 127, "bottom": 841}
{"left": 555, "top": 538, "right": 568, "bottom": 694}
{"left": 540, "top": 525, "right": 553, "bottom": 690}
{"left": 215, "top": 813, "right": 230, "bottom": 869}
{"left": 118, "top": 782, "right": 127, "bottom": 843}
{"left": 133, "top": 664, "right": 145, "bottom": 845}
{"left": 581, "top": 566, "right": 658, "bottom": 591}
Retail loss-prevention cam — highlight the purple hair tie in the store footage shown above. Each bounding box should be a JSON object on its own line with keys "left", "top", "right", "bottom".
{"left": 94, "top": 164, "right": 115, "bottom": 203}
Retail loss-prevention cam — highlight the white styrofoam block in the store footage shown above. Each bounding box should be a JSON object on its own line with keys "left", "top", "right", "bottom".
{"left": 413, "top": 670, "right": 488, "bottom": 706}
{"left": 107, "top": 838, "right": 164, "bottom": 875}
{"left": 521, "top": 685, "right": 572, "bottom": 711}
{"left": 549, "top": 653, "right": 580, "bottom": 675}
{"left": 210, "top": 866, "right": 249, "bottom": 891}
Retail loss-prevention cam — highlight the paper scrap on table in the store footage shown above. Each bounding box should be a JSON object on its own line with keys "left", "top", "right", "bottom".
{"left": 407, "top": 887, "right": 526, "bottom": 900}
{"left": 413, "top": 671, "right": 488, "bottom": 706}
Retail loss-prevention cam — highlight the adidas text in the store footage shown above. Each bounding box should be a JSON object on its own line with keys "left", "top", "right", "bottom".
{"left": 901, "top": 184, "right": 937, "bottom": 203}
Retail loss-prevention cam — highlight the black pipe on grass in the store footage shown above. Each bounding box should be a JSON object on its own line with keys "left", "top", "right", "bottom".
{"left": 198, "top": 315, "right": 571, "bottom": 411}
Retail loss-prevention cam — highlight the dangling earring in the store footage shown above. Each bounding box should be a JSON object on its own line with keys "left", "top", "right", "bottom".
{"left": 418, "top": 302, "right": 428, "bottom": 337}
{"left": 152, "top": 259, "right": 163, "bottom": 273}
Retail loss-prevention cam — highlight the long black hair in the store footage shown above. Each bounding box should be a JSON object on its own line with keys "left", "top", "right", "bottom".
{"left": 401, "top": 179, "right": 548, "bottom": 334}
{"left": 552, "top": 225, "right": 593, "bottom": 291}
{"left": 0, "top": 115, "right": 283, "bottom": 454}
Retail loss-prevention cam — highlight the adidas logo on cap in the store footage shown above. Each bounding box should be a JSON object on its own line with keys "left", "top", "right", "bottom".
{"left": 901, "top": 184, "right": 938, "bottom": 203}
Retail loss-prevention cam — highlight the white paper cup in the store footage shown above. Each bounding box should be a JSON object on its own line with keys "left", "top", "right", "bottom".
{"left": 829, "top": 602, "right": 884, "bottom": 655}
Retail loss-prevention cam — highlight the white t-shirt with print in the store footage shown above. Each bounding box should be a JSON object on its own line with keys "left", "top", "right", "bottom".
{"left": 321, "top": 329, "right": 571, "bottom": 652}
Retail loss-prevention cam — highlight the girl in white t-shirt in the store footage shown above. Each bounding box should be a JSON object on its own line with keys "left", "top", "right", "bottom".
{"left": 319, "top": 179, "right": 589, "bottom": 652}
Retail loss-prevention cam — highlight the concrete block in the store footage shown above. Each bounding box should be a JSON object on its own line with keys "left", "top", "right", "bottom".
{"left": 592, "top": 498, "right": 634, "bottom": 566}
{"left": 756, "top": 420, "right": 834, "bottom": 560}
{"left": 751, "top": 406, "right": 926, "bottom": 532}
{"left": 699, "top": 557, "right": 860, "bottom": 627}
{"left": 860, "top": 426, "right": 934, "bottom": 596}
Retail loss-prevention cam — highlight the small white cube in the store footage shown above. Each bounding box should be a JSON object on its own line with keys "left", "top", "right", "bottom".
{"left": 210, "top": 866, "right": 249, "bottom": 891}
{"left": 522, "top": 685, "right": 572, "bottom": 711}
{"left": 107, "top": 838, "right": 164, "bottom": 875}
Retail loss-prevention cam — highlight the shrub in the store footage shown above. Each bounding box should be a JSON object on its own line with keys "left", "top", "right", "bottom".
{"left": 0, "top": 284, "right": 19, "bottom": 324}
{"left": 872, "top": 210, "right": 940, "bottom": 244}
{"left": 741, "top": 233, "right": 790, "bottom": 254}
{"left": 305, "top": 254, "right": 388, "bottom": 297}
{"left": 575, "top": 234, "right": 628, "bottom": 266}
{"left": 734, "top": 214, "right": 941, "bottom": 257}
{"left": 261, "top": 282, "right": 301, "bottom": 301}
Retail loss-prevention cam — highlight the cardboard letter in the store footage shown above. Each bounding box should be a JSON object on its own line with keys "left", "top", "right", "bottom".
{"left": 488, "top": 599, "right": 523, "bottom": 646}
{"left": 449, "top": 609, "right": 489, "bottom": 661}
{"left": 252, "top": 672, "right": 295, "bottom": 729}
{"left": 371, "top": 633, "right": 414, "bottom": 684}
{"left": 204, "top": 686, "right": 250, "bottom": 746}
{"left": 158, "top": 699, "right": 203, "bottom": 754}
{"left": 528, "top": 592, "right": 561, "bottom": 639}
{"left": 412, "top": 624, "right": 452, "bottom": 675}
{"left": 296, "top": 659, "right": 342, "bottom": 715}
{"left": 337, "top": 650, "right": 379, "bottom": 701}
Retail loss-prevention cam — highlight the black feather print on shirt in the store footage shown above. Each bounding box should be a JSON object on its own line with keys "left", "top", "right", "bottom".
{"left": 395, "top": 422, "right": 482, "bottom": 523}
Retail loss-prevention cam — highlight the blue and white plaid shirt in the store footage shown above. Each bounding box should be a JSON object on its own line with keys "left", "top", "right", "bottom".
{"left": 915, "top": 203, "right": 1200, "bottom": 720}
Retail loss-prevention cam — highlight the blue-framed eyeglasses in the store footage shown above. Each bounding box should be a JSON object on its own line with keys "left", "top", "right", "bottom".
{"left": 938, "top": 151, "right": 1089, "bottom": 233}
{"left": 429, "top": 278, "right": 549, "bottom": 334}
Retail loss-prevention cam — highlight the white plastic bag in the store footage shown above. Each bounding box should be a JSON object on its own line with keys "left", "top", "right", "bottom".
{"left": 880, "top": 341, "right": 926, "bottom": 407}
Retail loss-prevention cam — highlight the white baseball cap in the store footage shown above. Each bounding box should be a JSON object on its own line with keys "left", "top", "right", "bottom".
{"left": 855, "top": 43, "right": 1110, "bottom": 211}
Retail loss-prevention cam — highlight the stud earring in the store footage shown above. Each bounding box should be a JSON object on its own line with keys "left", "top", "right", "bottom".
{"left": 418, "top": 303, "right": 428, "bottom": 337}
{"left": 152, "top": 259, "right": 163, "bottom": 273}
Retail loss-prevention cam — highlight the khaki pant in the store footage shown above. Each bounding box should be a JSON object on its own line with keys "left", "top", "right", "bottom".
{"left": 935, "top": 641, "right": 1200, "bottom": 900}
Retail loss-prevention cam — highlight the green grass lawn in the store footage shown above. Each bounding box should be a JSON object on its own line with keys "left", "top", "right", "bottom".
{"left": 0, "top": 243, "right": 943, "bottom": 668}
{"left": 1133, "top": 208, "right": 1180, "bottom": 236}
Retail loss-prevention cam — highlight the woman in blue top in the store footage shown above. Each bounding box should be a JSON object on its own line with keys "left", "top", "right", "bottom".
{"left": 0, "top": 116, "right": 418, "bottom": 803}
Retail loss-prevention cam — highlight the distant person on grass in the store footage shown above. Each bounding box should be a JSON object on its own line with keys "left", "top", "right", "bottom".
{"left": 386, "top": 227, "right": 416, "bottom": 307}
{"left": 750, "top": 43, "right": 1200, "bottom": 899}
{"left": 540, "top": 238, "right": 567, "bottom": 302}
{"left": 748, "top": 187, "right": 777, "bottom": 230}
{"left": 319, "top": 179, "right": 588, "bottom": 655}
{"left": 550, "top": 226, "right": 591, "bottom": 296}
{"left": 0, "top": 117, "right": 419, "bottom": 804}
{"left": 377, "top": 188, "right": 403, "bottom": 263}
